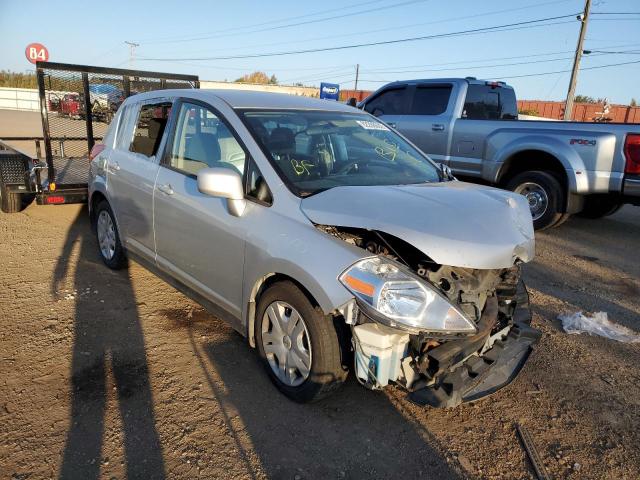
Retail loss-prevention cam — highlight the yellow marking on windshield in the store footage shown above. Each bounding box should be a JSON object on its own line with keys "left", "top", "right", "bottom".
{"left": 292, "top": 159, "right": 316, "bottom": 176}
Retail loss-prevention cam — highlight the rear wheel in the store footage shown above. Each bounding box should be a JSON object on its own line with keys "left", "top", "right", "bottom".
{"left": 94, "top": 200, "right": 127, "bottom": 269}
{"left": 255, "top": 281, "right": 347, "bottom": 403}
{"left": 578, "top": 195, "right": 622, "bottom": 219}
{"left": 506, "top": 170, "right": 565, "bottom": 230}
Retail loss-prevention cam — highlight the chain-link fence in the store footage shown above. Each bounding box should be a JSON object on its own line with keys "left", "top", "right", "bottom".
{"left": 36, "top": 62, "right": 198, "bottom": 187}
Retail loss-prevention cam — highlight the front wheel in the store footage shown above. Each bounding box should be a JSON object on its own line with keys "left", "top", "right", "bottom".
{"left": 506, "top": 170, "right": 565, "bottom": 230}
{"left": 255, "top": 281, "right": 347, "bottom": 403}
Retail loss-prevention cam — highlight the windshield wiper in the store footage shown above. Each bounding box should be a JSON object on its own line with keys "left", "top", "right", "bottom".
{"left": 298, "top": 187, "right": 333, "bottom": 198}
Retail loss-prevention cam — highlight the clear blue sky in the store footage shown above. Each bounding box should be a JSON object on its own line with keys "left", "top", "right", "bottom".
{"left": 1, "top": 0, "right": 639, "bottom": 103}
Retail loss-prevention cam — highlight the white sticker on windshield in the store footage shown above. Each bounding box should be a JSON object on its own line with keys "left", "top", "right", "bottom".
{"left": 356, "top": 120, "right": 390, "bottom": 131}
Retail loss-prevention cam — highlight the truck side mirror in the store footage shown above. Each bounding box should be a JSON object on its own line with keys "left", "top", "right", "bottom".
{"left": 346, "top": 97, "right": 357, "bottom": 107}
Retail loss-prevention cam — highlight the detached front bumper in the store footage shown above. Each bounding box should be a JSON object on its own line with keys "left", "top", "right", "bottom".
{"left": 407, "top": 294, "right": 541, "bottom": 409}
{"left": 408, "top": 322, "right": 541, "bottom": 408}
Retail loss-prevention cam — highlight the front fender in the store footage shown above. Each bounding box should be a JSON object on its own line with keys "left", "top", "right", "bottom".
{"left": 241, "top": 216, "right": 365, "bottom": 345}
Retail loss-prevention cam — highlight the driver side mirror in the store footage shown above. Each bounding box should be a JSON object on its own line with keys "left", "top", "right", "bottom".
{"left": 440, "top": 163, "right": 455, "bottom": 181}
{"left": 346, "top": 97, "right": 357, "bottom": 107}
{"left": 197, "top": 167, "right": 246, "bottom": 217}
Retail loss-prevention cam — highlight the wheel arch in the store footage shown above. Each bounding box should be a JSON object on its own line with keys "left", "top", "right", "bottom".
{"left": 497, "top": 149, "right": 569, "bottom": 192}
{"left": 246, "top": 272, "right": 324, "bottom": 349}
{"left": 89, "top": 190, "right": 107, "bottom": 225}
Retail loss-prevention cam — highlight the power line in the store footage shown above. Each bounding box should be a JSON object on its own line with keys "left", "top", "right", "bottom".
{"left": 354, "top": 59, "right": 640, "bottom": 83}
{"left": 148, "top": 0, "right": 574, "bottom": 55}
{"left": 361, "top": 55, "right": 590, "bottom": 75}
{"left": 142, "top": 0, "right": 427, "bottom": 45}
{"left": 139, "top": 13, "right": 580, "bottom": 62}
{"left": 591, "top": 12, "right": 640, "bottom": 15}
{"left": 137, "top": 0, "right": 388, "bottom": 44}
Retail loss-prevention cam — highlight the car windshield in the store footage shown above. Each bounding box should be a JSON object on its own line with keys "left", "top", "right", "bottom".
{"left": 241, "top": 110, "right": 441, "bottom": 196}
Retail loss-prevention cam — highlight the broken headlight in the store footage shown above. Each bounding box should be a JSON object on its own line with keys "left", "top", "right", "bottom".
{"left": 339, "top": 257, "right": 477, "bottom": 335}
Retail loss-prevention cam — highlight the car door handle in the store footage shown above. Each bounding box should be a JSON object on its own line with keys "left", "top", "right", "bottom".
{"left": 432, "top": 124, "right": 445, "bottom": 131}
{"left": 157, "top": 183, "right": 174, "bottom": 195}
{"left": 387, "top": 122, "right": 397, "bottom": 128}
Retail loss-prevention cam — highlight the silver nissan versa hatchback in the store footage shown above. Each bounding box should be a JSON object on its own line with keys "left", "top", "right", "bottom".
{"left": 88, "top": 89, "right": 540, "bottom": 407}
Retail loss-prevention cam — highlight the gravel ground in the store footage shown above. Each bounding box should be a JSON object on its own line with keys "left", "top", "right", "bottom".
{"left": 1, "top": 202, "right": 639, "bottom": 480}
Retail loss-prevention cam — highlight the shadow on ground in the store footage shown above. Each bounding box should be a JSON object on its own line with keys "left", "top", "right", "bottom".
{"left": 53, "top": 208, "right": 165, "bottom": 479}
{"left": 163, "top": 306, "right": 464, "bottom": 480}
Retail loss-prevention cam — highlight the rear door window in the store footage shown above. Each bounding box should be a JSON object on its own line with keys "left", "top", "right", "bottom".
{"left": 463, "top": 85, "right": 518, "bottom": 120}
{"left": 364, "top": 87, "right": 409, "bottom": 116}
{"left": 410, "top": 85, "right": 452, "bottom": 115}
{"left": 130, "top": 102, "right": 172, "bottom": 157}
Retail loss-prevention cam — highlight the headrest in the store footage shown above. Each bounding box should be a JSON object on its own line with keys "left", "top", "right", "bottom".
{"left": 268, "top": 127, "right": 295, "bottom": 153}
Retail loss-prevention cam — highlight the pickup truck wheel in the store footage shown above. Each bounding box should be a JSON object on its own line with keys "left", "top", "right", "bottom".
{"left": 0, "top": 182, "right": 24, "bottom": 213}
{"left": 256, "top": 281, "right": 347, "bottom": 403}
{"left": 506, "top": 171, "right": 565, "bottom": 230}
{"left": 578, "top": 195, "right": 622, "bottom": 219}
{"left": 94, "top": 200, "right": 127, "bottom": 269}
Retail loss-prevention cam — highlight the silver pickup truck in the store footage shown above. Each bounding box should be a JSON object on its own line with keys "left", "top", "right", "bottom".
{"left": 358, "top": 78, "right": 640, "bottom": 229}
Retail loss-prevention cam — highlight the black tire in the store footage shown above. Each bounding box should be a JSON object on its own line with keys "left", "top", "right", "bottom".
{"left": 551, "top": 212, "right": 571, "bottom": 228}
{"left": 0, "top": 182, "right": 25, "bottom": 213}
{"left": 578, "top": 195, "right": 622, "bottom": 219}
{"left": 505, "top": 170, "right": 565, "bottom": 230}
{"left": 93, "top": 200, "right": 127, "bottom": 270}
{"left": 255, "top": 281, "right": 348, "bottom": 403}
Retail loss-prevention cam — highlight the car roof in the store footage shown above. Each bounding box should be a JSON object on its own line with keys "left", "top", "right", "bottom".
{"left": 125, "top": 88, "right": 361, "bottom": 112}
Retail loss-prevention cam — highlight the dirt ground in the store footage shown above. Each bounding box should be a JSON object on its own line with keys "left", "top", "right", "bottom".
{"left": 1, "top": 199, "right": 639, "bottom": 479}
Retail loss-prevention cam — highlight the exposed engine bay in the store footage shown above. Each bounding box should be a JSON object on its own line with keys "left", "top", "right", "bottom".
{"left": 319, "top": 224, "right": 540, "bottom": 408}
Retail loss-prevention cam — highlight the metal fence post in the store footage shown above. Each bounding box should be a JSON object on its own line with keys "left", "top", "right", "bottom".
{"left": 36, "top": 66, "right": 55, "bottom": 183}
{"left": 82, "top": 72, "right": 95, "bottom": 153}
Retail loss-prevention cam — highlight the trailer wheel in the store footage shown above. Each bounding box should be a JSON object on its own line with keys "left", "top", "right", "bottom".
{"left": 94, "top": 200, "right": 127, "bottom": 269}
{"left": 506, "top": 171, "right": 565, "bottom": 230}
{"left": 0, "top": 182, "right": 25, "bottom": 213}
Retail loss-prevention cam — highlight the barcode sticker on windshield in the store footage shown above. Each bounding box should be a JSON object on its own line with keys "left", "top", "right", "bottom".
{"left": 356, "top": 120, "right": 390, "bottom": 131}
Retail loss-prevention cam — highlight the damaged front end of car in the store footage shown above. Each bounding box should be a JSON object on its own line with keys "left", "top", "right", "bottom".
{"left": 323, "top": 225, "right": 541, "bottom": 408}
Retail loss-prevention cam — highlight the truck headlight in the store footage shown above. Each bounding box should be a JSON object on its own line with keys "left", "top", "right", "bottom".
{"left": 339, "top": 257, "right": 477, "bottom": 335}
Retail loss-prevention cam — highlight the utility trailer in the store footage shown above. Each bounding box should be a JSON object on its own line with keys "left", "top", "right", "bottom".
{"left": 0, "top": 62, "right": 199, "bottom": 213}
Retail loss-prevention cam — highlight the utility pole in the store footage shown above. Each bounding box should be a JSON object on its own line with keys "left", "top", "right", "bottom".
{"left": 124, "top": 41, "right": 140, "bottom": 69}
{"left": 563, "top": 0, "right": 592, "bottom": 120}
{"left": 354, "top": 63, "right": 360, "bottom": 92}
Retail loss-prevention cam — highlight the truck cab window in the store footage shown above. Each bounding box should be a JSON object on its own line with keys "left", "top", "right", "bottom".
{"left": 130, "top": 102, "right": 172, "bottom": 157}
{"left": 410, "top": 85, "right": 452, "bottom": 115}
{"left": 364, "top": 87, "right": 408, "bottom": 116}
{"left": 463, "top": 85, "right": 518, "bottom": 120}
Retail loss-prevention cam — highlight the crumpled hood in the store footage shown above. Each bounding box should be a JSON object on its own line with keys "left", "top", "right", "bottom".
{"left": 301, "top": 181, "right": 535, "bottom": 269}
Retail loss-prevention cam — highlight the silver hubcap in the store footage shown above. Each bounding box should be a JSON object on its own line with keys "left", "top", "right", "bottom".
{"left": 261, "top": 301, "right": 312, "bottom": 387}
{"left": 515, "top": 182, "right": 549, "bottom": 221}
{"left": 97, "top": 210, "right": 116, "bottom": 260}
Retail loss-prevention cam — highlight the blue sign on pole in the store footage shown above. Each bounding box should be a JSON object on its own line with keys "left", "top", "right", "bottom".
{"left": 319, "top": 82, "right": 340, "bottom": 101}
